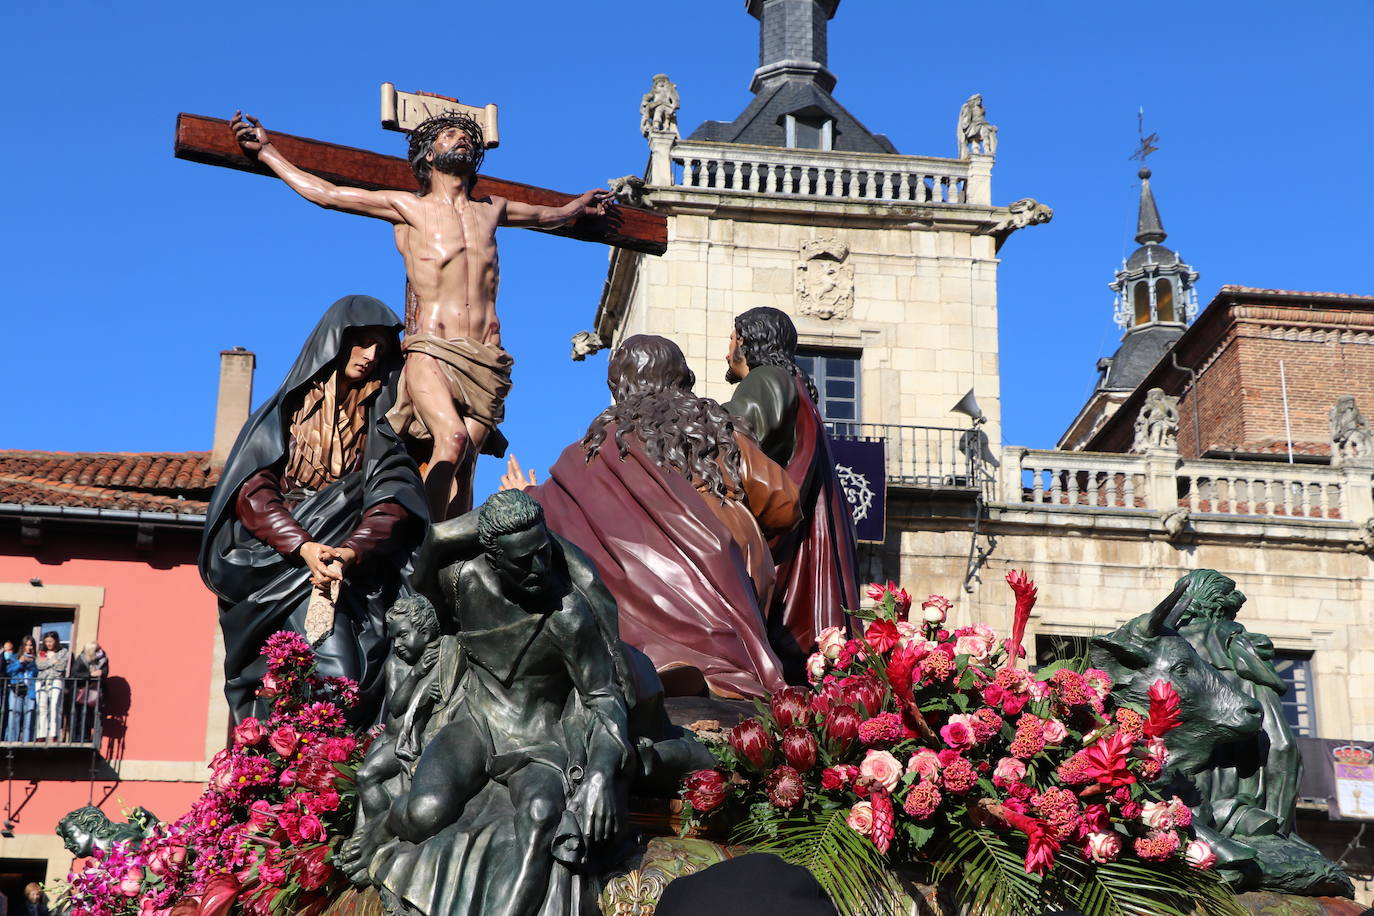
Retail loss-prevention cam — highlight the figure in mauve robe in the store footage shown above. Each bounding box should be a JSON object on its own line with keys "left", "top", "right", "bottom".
{"left": 723, "top": 307, "right": 859, "bottom": 682}
{"left": 199, "top": 295, "right": 428, "bottom": 725}
{"left": 504, "top": 334, "right": 800, "bottom": 699}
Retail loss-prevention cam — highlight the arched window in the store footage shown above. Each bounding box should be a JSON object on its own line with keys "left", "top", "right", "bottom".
{"left": 1155, "top": 279, "right": 1176, "bottom": 323}
{"left": 1133, "top": 281, "right": 1151, "bottom": 325}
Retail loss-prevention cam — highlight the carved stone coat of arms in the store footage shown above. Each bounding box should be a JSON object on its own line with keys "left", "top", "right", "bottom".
{"left": 795, "top": 238, "right": 854, "bottom": 320}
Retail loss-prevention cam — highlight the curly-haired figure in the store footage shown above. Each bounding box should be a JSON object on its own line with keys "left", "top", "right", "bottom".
{"left": 503, "top": 335, "right": 801, "bottom": 698}
{"left": 723, "top": 307, "right": 859, "bottom": 683}
{"left": 228, "top": 108, "right": 613, "bottom": 520}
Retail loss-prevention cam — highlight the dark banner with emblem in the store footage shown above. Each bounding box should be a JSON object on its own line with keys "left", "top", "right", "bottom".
{"left": 1298, "top": 737, "right": 1374, "bottom": 821}
{"left": 829, "top": 436, "right": 886, "bottom": 543}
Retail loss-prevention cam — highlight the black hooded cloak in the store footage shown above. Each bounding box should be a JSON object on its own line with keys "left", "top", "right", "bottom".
{"left": 199, "top": 295, "right": 429, "bottom": 725}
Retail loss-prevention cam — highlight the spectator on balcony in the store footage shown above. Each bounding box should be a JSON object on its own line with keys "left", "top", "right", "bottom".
{"left": 69, "top": 642, "right": 107, "bottom": 742}
{"left": 0, "top": 640, "right": 12, "bottom": 735}
{"left": 5, "top": 636, "right": 37, "bottom": 742}
{"left": 34, "top": 632, "right": 69, "bottom": 743}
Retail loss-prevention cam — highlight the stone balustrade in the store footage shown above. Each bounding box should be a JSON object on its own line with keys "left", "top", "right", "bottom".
{"left": 663, "top": 139, "right": 988, "bottom": 206}
{"left": 1002, "top": 448, "right": 1374, "bottom": 523}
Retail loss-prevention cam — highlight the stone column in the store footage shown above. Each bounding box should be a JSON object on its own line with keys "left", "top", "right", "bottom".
{"left": 1000, "top": 447, "right": 1027, "bottom": 504}
{"left": 1341, "top": 462, "right": 1374, "bottom": 522}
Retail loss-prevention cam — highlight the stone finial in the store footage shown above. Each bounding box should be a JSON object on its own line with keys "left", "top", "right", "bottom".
{"left": 1351, "top": 517, "right": 1374, "bottom": 554}
{"left": 639, "top": 74, "right": 680, "bottom": 139}
{"left": 795, "top": 238, "right": 854, "bottom": 320}
{"left": 1132, "top": 387, "right": 1180, "bottom": 453}
{"left": 956, "top": 93, "right": 998, "bottom": 158}
{"left": 1330, "top": 396, "right": 1374, "bottom": 467}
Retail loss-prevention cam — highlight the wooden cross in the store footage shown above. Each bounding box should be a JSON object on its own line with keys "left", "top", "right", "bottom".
{"left": 173, "top": 113, "right": 667, "bottom": 256}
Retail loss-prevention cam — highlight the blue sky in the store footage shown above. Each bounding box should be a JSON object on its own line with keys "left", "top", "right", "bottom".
{"left": 3, "top": 0, "right": 1371, "bottom": 499}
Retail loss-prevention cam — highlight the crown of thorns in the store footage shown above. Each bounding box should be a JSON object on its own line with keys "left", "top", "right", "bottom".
{"left": 408, "top": 110, "right": 487, "bottom": 173}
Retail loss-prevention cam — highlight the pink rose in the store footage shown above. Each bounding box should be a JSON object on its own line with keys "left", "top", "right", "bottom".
{"left": 1028, "top": 680, "right": 1052, "bottom": 701}
{"left": 859, "top": 749, "right": 902, "bottom": 793}
{"left": 1145, "top": 737, "right": 1169, "bottom": 766}
{"left": 1185, "top": 839, "right": 1217, "bottom": 869}
{"left": 894, "top": 621, "right": 920, "bottom": 648}
{"left": 939, "top": 719, "right": 975, "bottom": 750}
{"left": 805, "top": 653, "right": 828, "bottom": 684}
{"left": 297, "top": 813, "right": 327, "bottom": 843}
{"left": 954, "top": 635, "right": 990, "bottom": 662}
{"left": 269, "top": 725, "right": 300, "bottom": 758}
{"left": 1140, "top": 800, "right": 1173, "bottom": 830}
{"left": 907, "top": 749, "right": 941, "bottom": 781}
{"left": 817, "top": 626, "right": 846, "bottom": 660}
{"left": 846, "top": 800, "right": 874, "bottom": 835}
{"left": 120, "top": 866, "right": 143, "bottom": 897}
{"left": 233, "top": 717, "right": 265, "bottom": 748}
{"left": 992, "top": 757, "right": 1026, "bottom": 787}
{"left": 1042, "top": 718, "right": 1068, "bottom": 746}
{"left": 1084, "top": 831, "right": 1122, "bottom": 864}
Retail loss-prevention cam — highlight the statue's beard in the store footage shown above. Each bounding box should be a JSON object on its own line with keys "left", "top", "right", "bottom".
{"left": 725, "top": 365, "right": 744, "bottom": 385}
{"left": 432, "top": 147, "right": 475, "bottom": 175}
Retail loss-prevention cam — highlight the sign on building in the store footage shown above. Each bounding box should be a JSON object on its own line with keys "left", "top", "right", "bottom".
{"left": 830, "top": 437, "right": 886, "bottom": 543}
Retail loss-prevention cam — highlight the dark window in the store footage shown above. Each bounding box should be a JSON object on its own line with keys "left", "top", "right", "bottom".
{"left": 1273, "top": 651, "right": 1316, "bottom": 737}
{"left": 1032, "top": 633, "right": 1091, "bottom": 672}
{"left": 796, "top": 349, "right": 861, "bottom": 433}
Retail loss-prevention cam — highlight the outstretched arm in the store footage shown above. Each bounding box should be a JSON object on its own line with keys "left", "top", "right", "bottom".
{"left": 500, "top": 189, "right": 613, "bottom": 229}
{"left": 231, "top": 112, "right": 408, "bottom": 223}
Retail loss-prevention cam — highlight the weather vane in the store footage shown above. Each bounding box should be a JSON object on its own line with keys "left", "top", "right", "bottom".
{"left": 1130, "top": 106, "right": 1159, "bottom": 165}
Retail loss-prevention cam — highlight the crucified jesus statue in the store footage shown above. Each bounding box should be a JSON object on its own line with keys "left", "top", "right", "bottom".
{"left": 231, "top": 110, "right": 612, "bottom": 520}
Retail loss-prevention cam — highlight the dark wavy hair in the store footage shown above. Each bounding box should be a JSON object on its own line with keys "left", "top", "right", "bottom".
{"left": 582, "top": 335, "right": 745, "bottom": 503}
{"left": 407, "top": 111, "right": 487, "bottom": 196}
{"left": 477, "top": 490, "right": 545, "bottom": 555}
{"left": 734, "top": 307, "right": 819, "bottom": 403}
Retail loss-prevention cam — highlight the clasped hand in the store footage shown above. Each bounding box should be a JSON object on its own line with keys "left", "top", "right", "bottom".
{"left": 299, "top": 542, "right": 357, "bottom": 587}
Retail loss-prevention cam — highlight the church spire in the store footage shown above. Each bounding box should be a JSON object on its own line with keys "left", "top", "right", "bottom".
{"left": 1135, "top": 167, "right": 1167, "bottom": 245}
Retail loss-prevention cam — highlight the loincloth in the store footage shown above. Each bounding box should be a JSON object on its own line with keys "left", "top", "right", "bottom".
{"left": 386, "top": 334, "right": 514, "bottom": 458}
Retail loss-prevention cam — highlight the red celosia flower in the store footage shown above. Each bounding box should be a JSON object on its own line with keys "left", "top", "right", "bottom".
{"left": 870, "top": 790, "right": 895, "bottom": 854}
{"left": 941, "top": 756, "right": 977, "bottom": 794}
{"left": 770, "top": 687, "right": 812, "bottom": 730}
{"left": 903, "top": 780, "right": 942, "bottom": 820}
{"left": 728, "top": 718, "right": 773, "bottom": 771}
{"left": 921, "top": 650, "right": 954, "bottom": 682}
{"left": 858, "top": 712, "right": 904, "bottom": 746}
{"left": 765, "top": 765, "right": 806, "bottom": 809}
{"left": 1144, "top": 679, "right": 1182, "bottom": 738}
{"left": 1134, "top": 829, "right": 1181, "bottom": 862}
{"left": 1003, "top": 570, "right": 1038, "bottom": 668}
{"left": 781, "top": 726, "right": 820, "bottom": 771}
{"left": 1115, "top": 707, "right": 1145, "bottom": 737}
{"left": 683, "top": 769, "right": 728, "bottom": 812}
{"left": 864, "top": 619, "right": 900, "bottom": 654}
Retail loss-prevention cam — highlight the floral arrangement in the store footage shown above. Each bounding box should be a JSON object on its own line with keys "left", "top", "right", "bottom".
{"left": 61, "top": 632, "right": 370, "bottom": 916}
{"left": 680, "top": 575, "right": 1243, "bottom": 916}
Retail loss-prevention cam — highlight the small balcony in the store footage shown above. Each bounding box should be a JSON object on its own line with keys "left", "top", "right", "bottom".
{"left": 829, "top": 422, "right": 996, "bottom": 499}
{"left": 0, "top": 676, "right": 104, "bottom": 750}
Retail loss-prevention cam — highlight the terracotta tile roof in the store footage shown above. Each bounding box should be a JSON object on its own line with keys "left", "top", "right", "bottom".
{"left": 1220, "top": 285, "right": 1374, "bottom": 303}
{"left": 0, "top": 451, "right": 218, "bottom": 515}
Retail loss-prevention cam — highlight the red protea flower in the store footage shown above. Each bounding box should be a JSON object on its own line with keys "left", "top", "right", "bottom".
{"left": 864, "top": 618, "right": 901, "bottom": 654}
{"left": 781, "top": 726, "right": 820, "bottom": 771}
{"left": 825, "top": 704, "right": 862, "bottom": 751}
{"left": 765, "top": 765, "right": 806, "bottom": 809}
{"left": 728, "top": 718, "right": 773, "bottom": 771}
{"left": 1003, "top": 570, "right": 1038, "bottom": 668}
{"left": 1144, "top": 679, "right": 1182, "bottom": 738}
{"left": 682, "top": 769, "right": 728, "bottom": 813}
{"left": 869, "top": 790, "right": 895, "bottom": 854}
{"left": 839, "top": 675, "right": 884, "bottom": 716}
{"left": 770, "top": 687, "right": 812, "bottom": 730}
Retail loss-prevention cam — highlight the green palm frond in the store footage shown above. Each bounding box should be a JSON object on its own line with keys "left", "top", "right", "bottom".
{"left": 930, "top": 825, "right": 1042, "bottom": 916}
{"left": 734, "top": 810, "right": 901, "bottom": 916}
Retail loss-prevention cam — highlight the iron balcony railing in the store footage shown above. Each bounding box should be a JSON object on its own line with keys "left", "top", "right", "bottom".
{"left": 828, "top": 422, "right": 996, "bottom": 499}
{"left": 0, "top": 676, "right": 103, "bottom": 748}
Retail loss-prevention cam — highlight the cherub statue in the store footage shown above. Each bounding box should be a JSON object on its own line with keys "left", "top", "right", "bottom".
{"left": 1132, "top": 387, "right": 1180, "bottom": 453}
{"left": 338, "top": 595, "right": 446, "bottom": 878}
{"left": 57, "top": 805, "right": 158, "bottom": 857}
{"left": 639, "top": 74, "right": 680, "bottom": 138}
{"left": 956, "top": 93, "right": 998, "bottom": 158}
